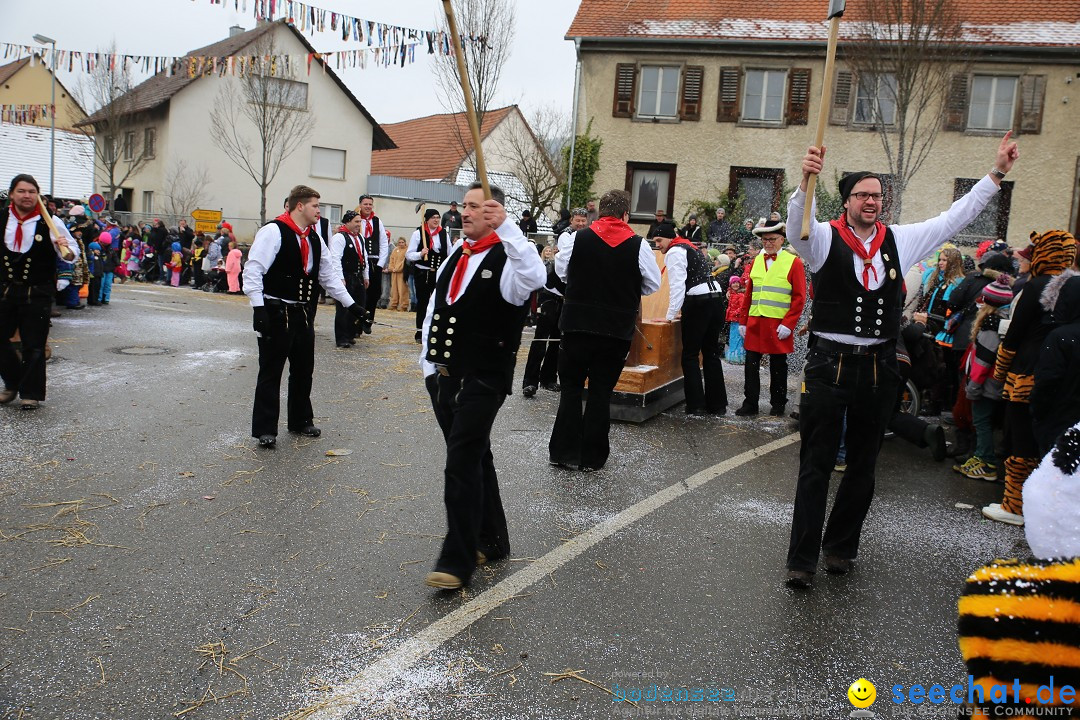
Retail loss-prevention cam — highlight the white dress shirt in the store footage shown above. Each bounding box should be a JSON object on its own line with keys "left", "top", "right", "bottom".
{"left": 406, "top": 226, "right": 445, "bottom": 270}
{"left": 419, "top": 219, "right": 548, "bottom": 377}
{"left": 242, "top": 222, "right": 354, "bottom": 308}
{"left": 664, "top": 245, "right": 715, "bottom": 321}
{"left": 554, "top": 228, "right": 661, "bottom": 296}
{"left": 4, "top": 212, "right": 79, "bottom": 260}
{"left": 786, "top": 175, "right": 999, "bottom": 345}
{"left": 328, "top": 232, "right": 370, "bottom": 283}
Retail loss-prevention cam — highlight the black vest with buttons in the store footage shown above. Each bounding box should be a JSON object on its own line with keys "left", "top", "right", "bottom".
{"left": 672, "top": 242, "right": 714, "bottom": 292}
{"left": 810, "top": 226, "right": 902, "bottom": 340}
{"left": 425, "top": 242, "right": 528, "bottom": 394}
{"left": 1, "top": 210, "right": 56, "bottom": 287}
{"left": 339, "top": 233, "right": 363, "bottom": 278}
{"left": 361, "top": 215, "right": 383, "bottom": 262}
{"left": 415, "top": 226, "right": 448, "bottom": 274}
{"left": 262, "top": 220, "right": 321, "bottom": 305}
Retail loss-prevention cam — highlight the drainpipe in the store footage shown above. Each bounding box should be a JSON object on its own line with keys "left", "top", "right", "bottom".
{"left": 565, "top": 37, "right": 582, "bottom": 207}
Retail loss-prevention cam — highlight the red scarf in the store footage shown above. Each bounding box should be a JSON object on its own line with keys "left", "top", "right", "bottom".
{"left": 829, "top": 218, "right": 887, "bottom": 290}
{"left": 361, "top": 213, "right": 373, "bottom": 238}
{"left": 590, "top": 216, "right": 636, "bottom": 247}
{"left": 447, "top": 232, "right": 501, "bottom": 303}
{"left": 338, "top": 226, "right": 363, "bottom": 264}
{"left": 10, "top": 206, "right": 41, "bottom": 252}
{"left": 276, "top": 212, "right": 311, "bottom": 275}
{"left": 666, "top": 237, "right": 697, "bottom": 254}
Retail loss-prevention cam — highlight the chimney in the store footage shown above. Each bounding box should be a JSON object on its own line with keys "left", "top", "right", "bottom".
{"left": 229, "top": 25, "right": 245, "bottom": 38}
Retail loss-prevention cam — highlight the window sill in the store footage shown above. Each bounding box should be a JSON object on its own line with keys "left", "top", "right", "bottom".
{"left": 632, "top": 116, "right": 680, "bottom": 124}
{"left": 310, "top": 174, "right": 346, "bottom": 181}
{"left": 848, "top": 123, "right": 896, "bottom": 133}
{"left": 736, "top": 120, "right": 785, "bottom": 129}
{"left": 964, "top": 128, "right": 1010, "bottom": 137}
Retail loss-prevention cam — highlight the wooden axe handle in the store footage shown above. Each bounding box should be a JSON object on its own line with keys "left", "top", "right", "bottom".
{"left": 36, "top": 195, "right": 74, "bottom": 261}
{"left": 800, "top": 15, "right": 841, "bottom": 242}
{"left": 441, "top": 0, "right": 490, "bottom": 200}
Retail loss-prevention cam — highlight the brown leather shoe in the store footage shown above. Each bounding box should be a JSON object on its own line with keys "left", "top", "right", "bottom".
{"left": 785, "top": 570, "right": 813, "bottom": 589}
{"left": 476, "top": 551, "right": 487, "bottom": 565}
{"left": 824, "top": 556, "right": 852, "bottom": 574}
{"left": 424, "top": 571, "right": 463, "bottom": 590}
{"left": 20, "top": 399, "right": 40, "bottom": 411}
{"left": 0, "top": 388, "right": 15, "bottom": 404}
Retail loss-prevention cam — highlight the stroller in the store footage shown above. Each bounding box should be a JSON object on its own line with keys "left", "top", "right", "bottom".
{"left": 139, "top": 249, "right": 160, "bottom": 283}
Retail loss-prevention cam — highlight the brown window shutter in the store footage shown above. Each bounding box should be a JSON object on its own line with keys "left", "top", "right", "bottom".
{"left": 679, "top": 65, "right": 704, "bottom": 121}
{"left": 717, "top": 66, "right": 742, "bottom": 122}
{"left": 613, "top": 63, "right": 637, "bottom": 118}
{"left": 1018, "top": 74, "right": 1046, "bottom": 134}
{"left": 786, "top": 68, "right": 811, "bottom": 126}
{"left": 829, "top": 70, "right": 853, "bottom": 125}
{"left": 944, "top": 73, "right": 969, "bottom": 131}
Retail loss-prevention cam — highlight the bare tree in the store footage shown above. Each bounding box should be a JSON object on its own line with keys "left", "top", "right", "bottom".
{"left": 209, "top": 32, "right": 312, "bottom": 225}
{"left": 844, "top": 0, "right": 971, "bottom": 221}
{"left": 159, "top": 159, "right": 211, "bottom": 221}
{"left": 433, "top": 0, "right": 516, "bottom": 169}
{"left": 492, "top": 105, "right": 568, "bottom": 219}
{"left": 73, "top": 42, "right": 154, "bottom": 209}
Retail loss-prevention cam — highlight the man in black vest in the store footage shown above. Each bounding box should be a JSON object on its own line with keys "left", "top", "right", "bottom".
{"left": 549, "top": 189, "right": 661, "bottom": 471}
{"left": 420, "top": 182, "right": 547, "bottom": 590}
{"left": 783, "top": 132, "right": 1019, "bottom": 589}
{"left": 328, "top": 210, "right": 369, "bottom": 348}
{"left": 357, "top": 194, "right": 389, "bottom": 334}
{"left": 653, "top": 232, "right": 728, "bottom": 415}
{"left": 0, "top": 174, "right": 78, "bottom": 410}
{"left": 243, "top": 185, "right": 364, "bottom": 448}
{"left": 407, "top": 208, "right": 448, "bottom": 343}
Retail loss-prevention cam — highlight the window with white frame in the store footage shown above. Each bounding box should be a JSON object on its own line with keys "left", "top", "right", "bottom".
{"left": 968, "top": 76, "right": 1016, "bottom": 131}
{"left": 854, "top": 73, "right": 897, "bottom": 126}
{"left": 144, "top": 127, "right": 156, "bottom": 159}
{"left": 142, "top": 191, "right": 153, "bottom": 214}
{"left": 123, "top": 131, "right": 135, "bottom": 161}
{"left": 322, "top": 204, "right": 342, "bottom": 226}
{"left": 742, "top": 69, "right": 787, "bottom": 123}
{"left": 310, "top": 147, "right": 346, "bottom": 180}
{"left": 637, "top": 65, "right": 680, "bottom": 118}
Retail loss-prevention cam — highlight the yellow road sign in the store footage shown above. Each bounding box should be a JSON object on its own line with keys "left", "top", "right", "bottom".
{"left": 191, "top": 209, "right": 223, "bottom": 223}
{"left": 194, "top": 221, "right": 219, "bottom": 234}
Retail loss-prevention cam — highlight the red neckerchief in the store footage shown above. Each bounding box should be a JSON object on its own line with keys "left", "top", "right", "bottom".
{"left": 660, "top": 237, "right": 697, "bottom": 276}
{"left": 10, "top": 206, "right": 41, "bottom": 252}
{"left": 590, "top": 216, "right": 635, "bottom": 247}
{"left": 423, "top": 223, "right": 439, "bottom": 251}
{"left": 276, "top": 212, "right": 311, "bottom": 275}
{"left": 829, "top": 218, "right": 887, "bottom": 290}
{"left": 448, "top": 232, "right": 500, "bottom": 303}
{"left": 360, "top": 213, "right": 374, "bottom": 238}
{"left": 338, "top": 225, "right": 364, "bottom": 264}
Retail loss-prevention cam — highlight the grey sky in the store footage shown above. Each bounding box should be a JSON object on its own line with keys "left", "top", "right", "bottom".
{"left": 5, "top": 0, "right": 581, "bottom": 125}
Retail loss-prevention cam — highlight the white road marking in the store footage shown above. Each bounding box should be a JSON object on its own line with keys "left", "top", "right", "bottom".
{"left": 299, "top": 431, "right": 801, "bottom": 719}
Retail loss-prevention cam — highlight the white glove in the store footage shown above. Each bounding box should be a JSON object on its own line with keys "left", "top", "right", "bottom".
{"left": 738, "top": 324, "right": 746, "bottom": 338}
{"left": 777, "top": 325, "right": 792, "bottom": 341}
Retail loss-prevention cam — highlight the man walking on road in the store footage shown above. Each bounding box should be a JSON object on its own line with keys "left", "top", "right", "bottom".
{"left": 783, "top": 132, "right": 1019, "bottom": 589}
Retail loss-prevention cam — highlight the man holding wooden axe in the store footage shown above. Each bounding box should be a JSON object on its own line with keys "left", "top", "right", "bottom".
{"left": 0, "top": 174, "right": 78, "bottom": 410}
{"left": 783, "top": 132, "right": 1019, "bottom": 589}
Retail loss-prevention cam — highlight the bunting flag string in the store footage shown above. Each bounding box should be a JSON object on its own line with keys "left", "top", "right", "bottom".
{"left": 0, "top": 104, "right": 54, "bottom": 124}
{"left": 0, "top": 32, "right": 466, "bottom": 78}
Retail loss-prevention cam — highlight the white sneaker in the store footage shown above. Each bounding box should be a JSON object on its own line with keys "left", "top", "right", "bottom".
{"left": 981, "top": 504, "right": 1024, "bottom": 526}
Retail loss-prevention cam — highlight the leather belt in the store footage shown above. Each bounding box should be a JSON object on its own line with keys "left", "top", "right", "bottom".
{"left": 812, "top": 337, "right": 891, "bottom": 356}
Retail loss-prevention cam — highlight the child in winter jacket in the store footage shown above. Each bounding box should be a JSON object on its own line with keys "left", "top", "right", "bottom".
{"left": 725, "top": 276, "right": 747, "bottom": 363}
{"left": 387, "top": 237, "right": 409, "bottom": 311}
{"left": 959, "top": 275, "right": 1013, "bottom": 480}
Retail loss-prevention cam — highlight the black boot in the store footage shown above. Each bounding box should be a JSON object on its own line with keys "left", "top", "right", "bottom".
{"left": 947, "top": 428, "right": 973, "bottom": 459}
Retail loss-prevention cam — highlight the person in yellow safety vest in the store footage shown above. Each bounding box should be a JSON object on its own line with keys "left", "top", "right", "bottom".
{"left": 734, "top": 221, "right": 807, "bottom": 417}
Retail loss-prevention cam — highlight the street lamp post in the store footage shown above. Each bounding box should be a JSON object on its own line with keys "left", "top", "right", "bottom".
{"left": 32, "top": 34, "right": 56, "bottom": 199}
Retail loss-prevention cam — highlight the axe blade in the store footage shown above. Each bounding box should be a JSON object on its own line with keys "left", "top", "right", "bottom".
{"left": 827, "top": 0, "right": 846, "bottom": 19}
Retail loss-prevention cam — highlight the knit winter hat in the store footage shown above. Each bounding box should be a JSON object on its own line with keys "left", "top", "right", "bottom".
{"left": 979, "top": 275, "right": 1013, "bottom": 307}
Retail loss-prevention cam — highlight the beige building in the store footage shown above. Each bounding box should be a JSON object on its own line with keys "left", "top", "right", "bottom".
{"left": 0, "top": 56, "right": 87, "bottom": 132}
{"left": 567, "top": 0, "right": 1080, "bottom": 245}
{"left": 79, "top": 20, "right": 393, "bottom": 240}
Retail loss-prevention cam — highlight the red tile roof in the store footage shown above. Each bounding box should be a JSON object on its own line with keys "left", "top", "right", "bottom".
{"left": 370, "top": 105, "right": 518, "bottom": 181}
{"left": 567, "top": 0, "right": 1080, "bottom": 46}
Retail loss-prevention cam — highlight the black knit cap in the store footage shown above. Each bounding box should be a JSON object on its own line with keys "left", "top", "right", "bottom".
{"left": 342, "top": 210, "right": 359, "bottom": 223}
{"left": 424, "top": 208, "right": 441, "bottom": 220}
{"left": 839, "top": 171, "right": 880, "bottom": 201}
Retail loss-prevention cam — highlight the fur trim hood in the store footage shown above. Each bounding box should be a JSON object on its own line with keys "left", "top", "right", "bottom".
{"left": 1039, "top": 268, "right": 1080, "bottom": 313}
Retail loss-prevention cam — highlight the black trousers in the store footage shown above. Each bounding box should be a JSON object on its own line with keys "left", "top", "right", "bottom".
{"left": 522, "top": 300, "right": 561, "bottom": 388}
{"left": 0, "top": 285, "right": 52, "bottom": 401}
{"left": 364, "top": 260, "right": 382, "bottom": 326}
{"left": 549, "top": 332, "right": 631, "bottom": 469}
{"left": 787, "top": 345, "right": 900, "bottom": 572}
{"left": 743, "top": 350, "right": 789, "bottom": 410}
{"left": 680, "top": 294, "right": 727, "bottom": 413}
{"left": 426, "top": 372, "right": 511, "bottom": 582}
{"left": 334, "top": 275, "right": 366, "bottom": 345}
{"left": 414, "top": 268, "right": 437, "bottom": 332}
{"left": 251, "top": 302, "right": 316, "bottom": 438}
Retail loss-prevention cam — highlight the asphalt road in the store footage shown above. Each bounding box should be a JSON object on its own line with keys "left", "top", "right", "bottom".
{"left": 0, "top": 282, "right": 1026, "bottom": 720}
